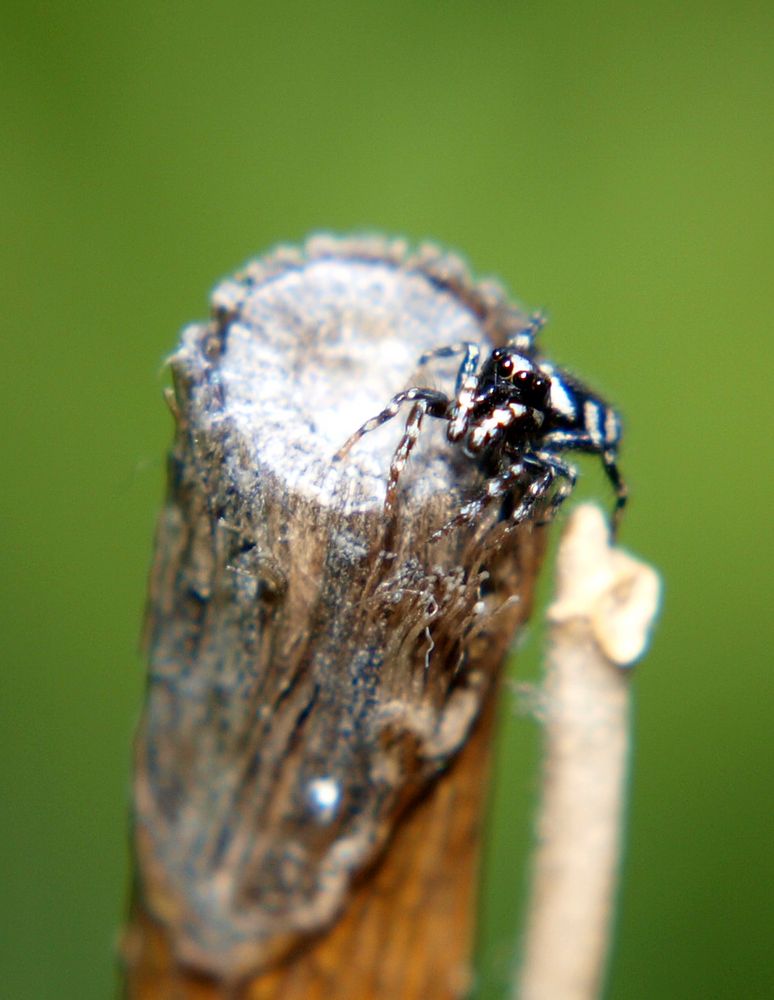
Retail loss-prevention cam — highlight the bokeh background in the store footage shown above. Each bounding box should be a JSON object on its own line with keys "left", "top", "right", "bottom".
{"left": 2, "top": 2, "right": 772, "bottom": 997}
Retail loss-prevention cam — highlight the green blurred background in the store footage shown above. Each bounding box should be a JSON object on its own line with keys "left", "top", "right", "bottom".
{"left": 2, "top": 1, "right": 771, "bottom": 997}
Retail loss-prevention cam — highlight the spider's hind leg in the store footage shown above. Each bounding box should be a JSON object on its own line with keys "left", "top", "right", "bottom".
{"left": 603, "top": 450, "right": 628, "bottom": 538}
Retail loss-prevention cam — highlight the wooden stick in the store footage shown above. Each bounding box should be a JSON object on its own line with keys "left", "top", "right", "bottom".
{"left": 123, "top": 236, "right": 548, "bottom": 999}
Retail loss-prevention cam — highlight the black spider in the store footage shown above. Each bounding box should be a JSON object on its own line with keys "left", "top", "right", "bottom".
{"left": 334, "top": 314, "right": 627, "bottom": 539}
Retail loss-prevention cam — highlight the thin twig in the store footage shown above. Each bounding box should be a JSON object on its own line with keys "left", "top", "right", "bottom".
{"left": 514, "top": 504, "right": 661, "bottom": 1000}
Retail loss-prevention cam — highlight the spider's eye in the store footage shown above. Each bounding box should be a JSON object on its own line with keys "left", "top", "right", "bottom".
{"left": 525, "top": 373, "right": 551, "bottom": 407}
{"left": 495, "top": 355, "right": 515, "bottom": 378}
{"left": 514, "top": 369, "right": 531, "bottom": 383}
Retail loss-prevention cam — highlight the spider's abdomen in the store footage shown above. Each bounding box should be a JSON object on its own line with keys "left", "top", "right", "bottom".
{"left": 584, "top": 396, "right": 621, "bottom": 451}
{"left": 540, "top": 363, "right": 621, "bottom": 454}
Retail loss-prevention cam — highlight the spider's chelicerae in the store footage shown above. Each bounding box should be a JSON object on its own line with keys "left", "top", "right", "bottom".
{"left": 335, "top": 314, "right": 627, "bottom": 539}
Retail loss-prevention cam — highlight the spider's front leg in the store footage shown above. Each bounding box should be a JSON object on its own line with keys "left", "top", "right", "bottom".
{"left": 417, "top": 341, "right": 479, "bottom": 373}
{"left": 413, "top": 340, "right": 482, "bottom": 442}
{"left": 507, "top": 310, "right": 546, "bottom": 352}
{"left": 333, "top": 387, "right": 449, "bottom": 461}
{"left": 447, "top": 343, "right": 481, "bottom": 442}
{"left": 383, "top": 399, "right": 435, "bottom": 520}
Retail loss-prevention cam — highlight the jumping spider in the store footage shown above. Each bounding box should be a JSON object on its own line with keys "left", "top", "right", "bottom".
{"left": 335, "top": 314, "right": 627, "bottom": 540}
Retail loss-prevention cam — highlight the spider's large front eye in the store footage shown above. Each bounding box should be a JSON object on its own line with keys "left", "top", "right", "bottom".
{"left": 495, "top": 354, "right": 515, "bottom": 378}
{"left": 515, "top": 371, "right": 551, "bottom": 408}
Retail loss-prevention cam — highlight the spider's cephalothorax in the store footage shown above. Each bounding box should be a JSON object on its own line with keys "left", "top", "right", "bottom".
{"left": 335, "top": 314, "right": 627, "bottom": 539}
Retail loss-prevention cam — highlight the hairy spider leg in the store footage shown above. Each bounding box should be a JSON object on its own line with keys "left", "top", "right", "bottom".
{"left": 447, "top": 343, "right": 482, "bottom": 442}
{"left": 417, "top": 341, "right": 480, "bottom": 370}
{"left": 603, "top": 450, "right": 628, "bottom": 537}
{"left": 455, "top": 452, "right": 577, "bottom": 540}
{"left": 384, "top": 399, "right": 438, "bottom": 520}
{"left": 333, "top": 387, "right": 450, "bottom": 461}
{"left": 508, "top": 311, "right": 547, "bottom": 353}
{"left": 505, "top": 466, "right": 556, "bottom": 528}
{"left": 523, "top": 452, "right": 578, "bottom": 521}
{"left": 428, "top": 462, "right": 526, "bottom": 543}
{"left": 538, "top": 429, "right": 627, "bottom": 531}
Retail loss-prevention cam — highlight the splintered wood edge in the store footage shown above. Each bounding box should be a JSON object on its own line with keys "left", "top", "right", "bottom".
{"left": 124, "top": 236, "right": 548, "bottom": 1000}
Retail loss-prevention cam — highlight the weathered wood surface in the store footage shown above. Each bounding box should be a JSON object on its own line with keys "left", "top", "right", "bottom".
{"left": 126, "top": 695, "right": 497, "bottom": 1000}
{"left": 124, "top": 236, "right": 547, "bottom": 998}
